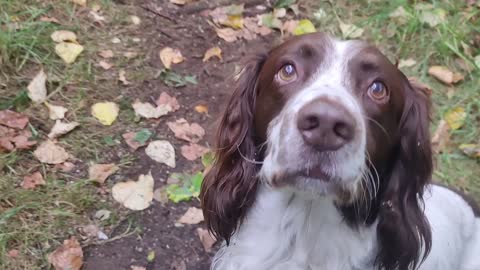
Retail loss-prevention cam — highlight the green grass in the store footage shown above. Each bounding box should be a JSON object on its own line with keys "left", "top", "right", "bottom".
{"left": 306, "top": 0, "right": 480, "bottom": 199}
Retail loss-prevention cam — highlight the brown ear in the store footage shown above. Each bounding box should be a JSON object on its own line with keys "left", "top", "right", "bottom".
{"left": 200, "top": 54, "right": 266, "bottom": 244}
{"left": 376, "top": 78, "right": 433, "bottom": 270}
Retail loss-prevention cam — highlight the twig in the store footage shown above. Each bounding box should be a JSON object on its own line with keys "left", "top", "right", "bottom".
{"left": 141, "top": 5, "right": 177, "bottom": 23}
{"left": 180, "top": 0, "right": 268, "bottom": 15}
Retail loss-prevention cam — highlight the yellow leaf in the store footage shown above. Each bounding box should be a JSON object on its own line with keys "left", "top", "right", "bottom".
{"left": 51, "top": 30, "right": 78, "bottom": 43}
{"left": 203, "top": 47, "right": 222, "bottom": 62}
{"left": 194, "top": 104, "right": 208, "bottom": 113}
{"left": 293, "top": 19, "right": 316, "bottom": 36}
{"left": 159, "top": 47, "right": 185, "bottom": 69}
{"left": 91, "top": 102, "right": 119, "bottom": 126}
{"left": 55, "top": 42, "right": 84, "bottom": 64}
{"left": 222, "top": 15, "right": 244, "bottom": 29}
{"left": 71, "top": 0, "right": 87, "bottom": 6}
{"left": 444, "top": 107, "right": 466, "bottom": 130}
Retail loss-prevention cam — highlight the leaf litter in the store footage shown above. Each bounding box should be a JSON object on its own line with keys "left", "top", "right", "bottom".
{"left": 145, "top": 140, "right": 176, "bottom": 168}
{"left": 112, "top": 172, "right": 154, "bottom": 211}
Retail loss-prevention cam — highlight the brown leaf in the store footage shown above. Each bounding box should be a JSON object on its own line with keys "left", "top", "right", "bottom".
{"left": 21, "top": 172, "right": 46, "bottom": 189}
{"left": 194, "top": 104, "right": 208, "bottom": 114}
{"left": 56, "top": 162, "right": 76, "bottom": 172}
{"left": 167, "top": 118, "right": 205, "bottom": 143}
{"left": 0, "top": 110, "right": 29, "bottom": 129}
{"left": 39, "top": 16, "right": 60, "bottom": 24}
{"left": 203, "top": 47, "right": 222, "bottom": 62}
{"left": 428, "top": 66, "right": 464, "bottom": 84}
{"left": 88, "top": 163, "right": 119, "bottom": 184}
{"left": 178, "top": 207, "right": 204, "bottom": 224}
{"left": 99, "top": 61, "right": 112, "bottom": 70}
{"left": 156, "top": 92, "right": 180, "bottom": 112}
{"left": 196, "top": 228, "right": 217, "bottom": 252}
{"left": 431, "top": 120, "right": 450, "bottom": 153}
{"left": 48, "top": 120, "right": 79, "bottom": 139}
{"left": 7, "top": 249, "right": 19, "bottom": 258}
{"left": 215, "top": 28, "right": 241, "bottom": 42}
{"left": 159, "top": 47, "right": 185, "bottom": 69}
{"left": 12, "top": 130, "right": 36, "bottom": 149}
{"left": 33, "top": 140, "right": 69, "bottom": 164}
{"left": 98, "top": 50, "right": 114, "bottom": 59}
{"left": 48, "top": 236, "right": 83, "bottom": 270}
{"left": 122, "top": 132, "right": 146, "bottom": 150}
{"left": 181, "top": 144, "right": 209, "bottom": 161}
{"left": 119, "top": 69, "right": 131, "bottom": 85}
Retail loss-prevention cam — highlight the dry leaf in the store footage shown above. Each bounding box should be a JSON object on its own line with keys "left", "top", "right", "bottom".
{"left": 40, "top": 16, "right": 60, "bottom": 24}
{"left": 48, "top": 120, "right": 79, "bottom": 139}
{"left": 170, "top": 0, "right": 195, "bottom": 5}
{"left": 459, "top": 144, "right": 480, "bottom": 158}
{"left": 181, "top": 144, "right": 209, "bottom": 161}
{"left": 89, "top": 11, "right": 105, "bottom": 23}
{"left": 122, "top": 132, "right": 146, "bottom": 150}
{"left": 153, "top": 187, "right": 168, "bottom": 204}
{"left": 178, "top": 207, "right": 204, "bottom": 224}
{"left": 431, "top": 120, "right": 449, "bottom": 153}
{"left": 131, "top": 266, "right": 146, "bottom": 270}
{"left": 194, "top": 104, "right": 208, "bottom": 114}
{"left": 159, "top": 47, "right": 185, "bottom": 69}
{"left": 111, "top": 37, "right": 121, "bottom": 44}
{"left": 112, "top": 172, "right": 154, "bottom": 211}
{"left": 11, "top": 130, "right": 37, "bottom": 149}
{"left": 123, "top": 51, "right": 138, "bottom": 59}
{"left": 130, "top": 15, "right": 141, "bottom": 25}
{"left": 45, "top": 102, "right": 68, "bottom": 120}
{"left": 167, "top": 118, "right": 205, "bottom": 143}
{"left": 98, "top": 61, "right": 112, "bottom": 70}
{"left": 71, "top": 0, "right": 86, "bottom": 6}
{"left": 282, "top": 20, "right": 298, "bottom": 35}
{"left": 203, "top": 47, "right": 222, "bottom": 62}
{"left": 132, "top": 100, "right": 171, "bottom": 119}
{"left": 398, "top": 59, "right": 417, "bottom": 69}
{"left": 0, "top": 110, "right": 29, "bottom": 129}
{"left": 428, "top": 66, "right": 463, "bottom": 84}
{"left": 51, "top": 30, "right": 77, "bottom": 43}
{"left": 88, "top": 163, "right": 119, "bottom": 184}
{"left": 56, "top": 162, "right": 75, "bottom": 172}
{"left": 7, "top": 249, "right": 19, "bottom": 258}
{"left": 48, "top": 236, "right": 83, "bottom": 270}
{"left": 21, "top": 172, "right": 46, "bottom": 189}
{"left": 156, "top": 92, "right": 180, "bottom": 112}
{"left": 34, "top": 140, "right": 69, "bottom": 164}
{"left": 196, "top": 228, "right": 217, "bottom": 252}
{"left": 91, "top": 102, "right": 119, "bottom": 126}
{"left": 55, "top": 42, "right": 84, "bottom": 64}
{"left": 118, "top": 69, "right": 131, "bottom": 85}
{"left": 145, "top": 140, "right": 176, "bottom": 167}
{"left": 215, "top": 28, "right": 240, "bottom": 42}
{"left": 339, "top": 23, "right": 364, "bottom": 39}
{"left": 445, "top": 107, "right": 466, "bottom": 130}
{"left": 27, "top": 69, "right": 47, "bottom": 103}
{"left": 99, "top": 50, "right": 114, "bottom": 58}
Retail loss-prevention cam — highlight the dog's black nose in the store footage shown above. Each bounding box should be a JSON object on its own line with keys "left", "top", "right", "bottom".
{"left": 297, "top": 99, "right": 355, "bottom": 151}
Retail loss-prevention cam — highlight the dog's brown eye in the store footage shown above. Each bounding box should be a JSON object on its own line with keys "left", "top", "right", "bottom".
{"left": 278, "top": 64, "right": 297, "bottom": 82}
{"left": 368, "top": 81, "right": 388, "bottom": 101}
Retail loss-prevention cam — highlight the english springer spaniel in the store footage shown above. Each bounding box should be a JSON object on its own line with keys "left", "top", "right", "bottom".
{"left": 201, "top": 33, "right": 480, "bottom": 270}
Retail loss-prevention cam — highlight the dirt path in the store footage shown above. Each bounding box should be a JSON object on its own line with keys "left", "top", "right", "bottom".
{"left": 84, "top": 1, "right": 274, "bottom": 269}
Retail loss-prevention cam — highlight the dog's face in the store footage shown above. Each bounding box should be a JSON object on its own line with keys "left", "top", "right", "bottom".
{"left": 253, "top": 33, "right": 408, "bottom": 199}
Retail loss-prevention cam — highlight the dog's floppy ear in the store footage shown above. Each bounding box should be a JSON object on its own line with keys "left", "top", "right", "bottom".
{"left": 201, "top": 54, "right": 267, "bottom": 244}
{"left": 376, "top": 77, "right": 433, "bottom": 270}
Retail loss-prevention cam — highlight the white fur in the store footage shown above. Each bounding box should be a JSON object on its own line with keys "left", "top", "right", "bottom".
{"left": 212, "top": 185, "right": 480, "bottom": 270}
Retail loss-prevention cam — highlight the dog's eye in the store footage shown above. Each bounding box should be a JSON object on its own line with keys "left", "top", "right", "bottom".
{"left": 278, "top": 64, "right": 297, "bottom": 82}
{"left": 367, "top": 81, "right": 388, "bottom": 101}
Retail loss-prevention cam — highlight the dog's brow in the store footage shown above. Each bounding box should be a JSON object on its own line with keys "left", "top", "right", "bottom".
{"left": 359, "top": 61, "right": 380, "bottom": 72}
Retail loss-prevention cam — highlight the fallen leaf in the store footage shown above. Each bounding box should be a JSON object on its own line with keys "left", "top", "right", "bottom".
{"left": 94, "top": 209, "right": 111, "bottom": 221}
{"left": 169, "top": 0, "right": 195, "bottom": 5}
{"left": 51, "top": 30, "right": 77, "bottom": 43}
{"left": 89, "top": 11, "right": 105, "bottom": 23}
{"left": 178, "top": 207, "right": 204, "bottom": 224}
{"left": 56, "top": 162, "right": 75, "bottom": 172}
{"left": 130, "top": 15, "right": 141, "bottom": 25}
{"left": 419, "top": 8, "right": 446, "bottom": 27}
{"left": 293, "top": 19, "right": 316, "bottom": 36}
{"left": 122, "top": 132, "right": 146, "bottom": 150}
{"left": 428, "top": 66, "right": 464, "bottom": 84}
{"left": 259, "top": 13, "right": 282, "bottom": 30}
{"left": 88, "top": 163, "right": 119, "bottom": 184}
{"left": 123, "top": 51, "right": 138, "bottom": 59}
{"left": 194, "top": 104, "right": 208, "bottom": 114}
{"left": 47, "top": 236, "right": 83, "bottom": 270}
{"left": 243, "top": 17, "right": 271, "bottom": 36}
{"left": 398, "top": 58, "right": 417, "bottom": 69}
{"left": 39, "top": 16, "right": 60, "bottom": 24}
{"left": 153, "top": 187, "right": 168, "bottom": 204}
{"left": 48, "top": 120, "right": 79, "bottom": 139}
{"left": 131, "top": 266, "right": 146, "bottom": 270}
{"left": 0, "top": 110, "right": 29, "bottom": 129}
{"left": 282, "top": 19, "right": 298, "bottom": 35}
{"left": 45, "top": 103, "right": 68, "bottom": 120}
{"left": 7, "top": 249, "right": 19, "bottom": 258}
{"left": 91, "top": 3, "right": 101, "bottom": 12}
{"left": 55, "top": 42, "right": 84, "bottom": 64}
{"left": 112, "top": 172, "right": 154, "bottom": 210}
{"left": 159, "top": 47, "right": 185, "bottom": 69}
{"left": 444, "top": 107, "right": 466, "bottom": 130}
{"left": 459, "top": 144, "right": 480, "bottom": 158}
{"left": 156, "top": 92, "right": 180, "bottom": 112}
{"left": 99, "top": 50, "right": 114, "bottom": 58}
{"left": 203, "top": 47, "right": 223, "bottom": 62}
{"left": 34, "top": 140, "right": 69, "bottom": 164}
{"left": 111, "top": 37, "right": 121, "bottom": 44}
{"left": 339, "top": 22, "right": 364, "bottom": 39}
{"left": 196, "top": 228, "right": 216, "bottom": 252}
{"left": 167, "top": 118, "right": 205, "bottom": 143}
{"left": 147, "top": 250, "right": 155, "bottom": 262}
{"left": 215, "top": 27, "right": 240, "bottom": 42}
{"left": 99, "top": 60, "right": 112, "bottom": 70}
{"left": 91, "top": 102, "right": 119, "bottom": 126}
{"left": 118, "top": 69, "right": 131, "bottom": 85}
{"left": 132, "top": 100, "right": 171, "bottom": 119}
{"left": 145, "top": 140, "right": 176, "bottom": 167}
{"left": 9, "top": 130, "right": 36, "bottom": 150}
{"left": 21, "top": 172, "right": 46, "bottom": 189}
{"left": 71, "top": 0, "right": 86, "bottom": 6}
{"left": 431, "top": 120, "right": 449, "bottom": 153}
{"left": 27, "top": 69, "right": 47, "bottom": 103}
{"left": 389, "top": 6, "right": 411, "bottom": 25}
{"left": 181, "top": 144, "right": 209, "bottom": 161}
